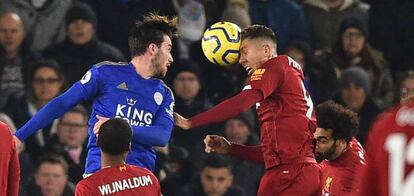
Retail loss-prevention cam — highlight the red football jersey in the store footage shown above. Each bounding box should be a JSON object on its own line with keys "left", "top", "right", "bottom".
{"left": 0, "top": 122, "right": 20, "bottom": 196}
{"left": 246, "top": 55, "right": 316, "bottom": 169}
{"left": 319, "top": 138, "right": 366, "bottom": 196}
{"left": 358, "top": 99, "right": 414, "bottom": 196}
{"left": 75, "top": 164, "right": 161, "bottom": 196}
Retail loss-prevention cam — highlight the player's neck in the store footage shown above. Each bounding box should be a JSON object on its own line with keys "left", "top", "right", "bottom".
{"left": 131, "top": 55, "right": 153, "bottom": 79}
{"left": 101, "top": 153, "right": 126, "bottom": 168}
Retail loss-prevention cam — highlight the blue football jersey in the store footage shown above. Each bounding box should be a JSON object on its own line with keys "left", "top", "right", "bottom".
{"left": 79, "top": 61, "right": 174, "bottom": 173}
{"left": 15, "top": 61, "right": 174, "bottom": 174}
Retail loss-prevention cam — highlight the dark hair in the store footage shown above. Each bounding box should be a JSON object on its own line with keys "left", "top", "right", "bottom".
{"left": 316, "top": 100, "right": 359, "bottom": 143}
{"left": 284, "top": 40, "right": 313, "bottom": 69}
{"left": 202, "top": 154, "right": 233, "bottom": 174}
{"left": 128, "top": 13, "right": 178, "bottom": 57}
{"left": 59, "top": 105, "right": 89, "bottom": 124}
{"left": 31, "top": 59, "right": 65, "bottom": 82}
{"left": 241, "top": 24, "right": 276, "bottom": 45}
{"left": 36, "top": 153, "right": 69, "bottom": 175}
{"left": 97, "top": 118, "right": 132, "bottom": 155}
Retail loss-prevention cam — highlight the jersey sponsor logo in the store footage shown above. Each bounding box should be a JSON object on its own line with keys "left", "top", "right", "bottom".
{"left": 116, "top": 98, "right": 153, "bottom": 126}
{"left": 154, "top": 92, "right": 163, "bottom": 106}
{"left": 322, "top": 176, "right": 333, "bottom": 196}
{"left": 98, "top": 175, "right": 154, "bottom": 195}
{"left": 117, "top": 82, "right": 129, "bottom": 91}
{"left": 81, "top": 70, "right": 92, "bottom": 84}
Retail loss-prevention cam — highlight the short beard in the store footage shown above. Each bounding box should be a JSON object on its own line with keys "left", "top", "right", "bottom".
{"left": 150, "top": 51, "right": 165, "bottom": 78}
{"left": 316, "top": 140, "right": 337, "bottom": 161}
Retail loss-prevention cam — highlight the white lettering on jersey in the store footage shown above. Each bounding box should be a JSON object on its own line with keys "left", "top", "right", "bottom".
{"left": 98, "top": 175, "right": 153, "bottom": 195}
{"left": 385, "top": 134, "right": 414, "bottom": 196}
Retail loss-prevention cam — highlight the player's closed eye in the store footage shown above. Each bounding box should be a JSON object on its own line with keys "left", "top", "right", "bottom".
{"left": 34, "top": 77, "right": 61, "bottom": 84}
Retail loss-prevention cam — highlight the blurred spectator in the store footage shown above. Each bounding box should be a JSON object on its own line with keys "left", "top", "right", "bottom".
{"left": 0, "top": 12, "right": 42, "bottom": 108}
{"left": 285, "top": 40, "right": 337, "bottom": 105}
{"left": 80, "top": 0, "right": 175, "bottom": 58}
{"left": 223, "top": 115, "right": 264, "bottom": 196}
{"left": 315, "top": 18, "right": 394, "bottom": 108}
{"left": 44, "top": 105, "right": 88, "bottom": 184}
{"left": 367, "top": 0, "right": 414, "bottom": 74}
{"left": 3, "top": 60, "right": 65, "bottom": 158}
{"left": 179, "top": 154, "right": 245, "bottom": 196}
{"left": 189, "top": 42, "right": 247, "bottom": 105}
{"left": 303, "top": 0, "right": 369, "bottom": 50}
{"left": 333, "top": 67, "right": 380, "bottom": 145}
{"left": 394, "top": 70, "right": 414, "bottom": 104}
{"left": 43, "top": 2, "right": 126, "bottom": 85}
{"left": 0, "top": 0, "right": 72, "bottom": 51}
{"left": 167, "top": 61, "right": 214, "bottom": 158}
{"left": 21, "top": 154, "right": 75, "bottom": 196}
{"left": 161, "top": 146, "right": 193, "bottom": 196}
{"left": 248, "top": 0, "right": 310, "bottom": 52}
{"left": 221, "top": 0, "right": 251, "bottom": 29}
{"left": 173, "top": 0, "right": 206, "bottom": 59}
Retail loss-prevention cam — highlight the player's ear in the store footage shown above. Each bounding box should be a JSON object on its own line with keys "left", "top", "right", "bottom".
{"left": 262, "top": 43, "right": 271, "bottom": 58}
{"left": 148, "top": 43, "right": 158, "bottom": 56}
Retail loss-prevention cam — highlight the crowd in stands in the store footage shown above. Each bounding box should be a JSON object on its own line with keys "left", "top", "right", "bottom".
{"left": 0, "top": 0, "right": 413, "bottom": 195}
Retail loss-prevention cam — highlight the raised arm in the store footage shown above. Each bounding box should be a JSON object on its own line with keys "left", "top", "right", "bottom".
{"left": 175, "top": 89, "right": 262, "bottom": 130}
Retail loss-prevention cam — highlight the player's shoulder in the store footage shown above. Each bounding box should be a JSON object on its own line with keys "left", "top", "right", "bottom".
{"left": 127, "top": 164, "right": 154, "bottom": 174}
{"left": 152, "top": 79, "right": 174, "bottom": 96}
{"left": 93, "top": 61, "right": 130, "bottom": 70}
{"left": 128, "top": 165, "right": 158, "bottom": 177}
{"left": 0, "top": 122, "right": 12, "bottom": 137}
{"left": 264, "top": 55, "right": 299, "bottom": 71}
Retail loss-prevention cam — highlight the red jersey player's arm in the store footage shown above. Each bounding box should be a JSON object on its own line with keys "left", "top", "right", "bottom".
{"left": 8, "top": 143, "right": 20, "bottom": 196}
{"left": 190, "top": 89, "right": 262, "bottom": 128}
{"left": 229, "top": 143, "right": 264, "bottom": 164}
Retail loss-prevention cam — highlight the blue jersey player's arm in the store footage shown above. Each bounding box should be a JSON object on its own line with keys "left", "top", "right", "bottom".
{"left": 15, "top": 67, "right": 100, "bottom": 141}
{"left": 131, "top": 87, "right": 174, "bottom": 147}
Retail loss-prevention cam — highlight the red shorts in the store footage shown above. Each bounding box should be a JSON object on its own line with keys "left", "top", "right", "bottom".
{"left": 258, "top": 163, "right": 321, "bottom": 196}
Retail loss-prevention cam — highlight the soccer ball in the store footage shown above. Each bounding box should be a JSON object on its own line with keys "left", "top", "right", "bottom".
{"left": 201, "top": 22, "right": 242, "bottom": 66}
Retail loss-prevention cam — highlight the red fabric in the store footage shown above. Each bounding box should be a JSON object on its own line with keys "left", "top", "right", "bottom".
{"left": 75, "top": 164, "right": 161, "bottom": 196}
{"left": 0, "top": 122, "right": 20, "bottom": 196}
{"left": 319, "top": 137, "right": 366, "bottom": 195}
{"left": 190, "top": 89, "right": 262, "bottom": 128}
{"left": 247, "top": 55, "right": 317, "bottom": 169}
{"left": 229, "top": 144, "right": 264, "bottom": 164}
{"left": 358, "top": 99, "right": 414, "bottom": 196}
{"left": 257, "top": 163, "right": 321, "bottom": 196}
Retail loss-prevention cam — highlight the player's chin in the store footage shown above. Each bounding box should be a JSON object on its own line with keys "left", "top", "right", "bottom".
{"left": 315, "top": 153, "right": 325, "bottom": 162}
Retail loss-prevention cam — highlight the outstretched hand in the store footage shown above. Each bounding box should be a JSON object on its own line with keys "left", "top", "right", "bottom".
{"left": 173, "top": 112, "right": 192, "bottom": 130}
{"left": 204, "top": 135, "right": 231, "bottom": 154}
{"left": 93, "top": 115, "right": 109, "bottom": 136}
